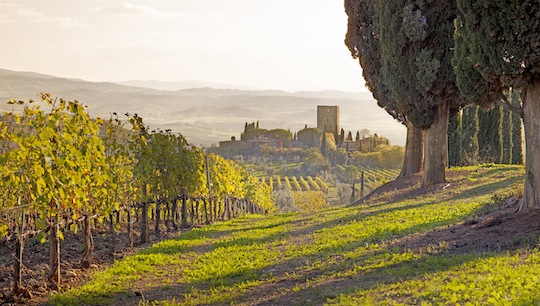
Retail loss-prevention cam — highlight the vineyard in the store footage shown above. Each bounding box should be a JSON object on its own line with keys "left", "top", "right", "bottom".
{"left": 48, "top": 166, "right": 538, "bottom": 305}
{"left": 0, "top": 94, "right": 274, "bottom": 299}
{"left": 335, "top": 165, "right": 401, "bottom": 194}
{"left": 263, "top": 167, "right": 399, "bottom": 195}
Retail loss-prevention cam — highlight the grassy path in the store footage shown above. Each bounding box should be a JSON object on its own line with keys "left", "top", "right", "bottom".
{"left": 52, "top": 165, "right": 540, "bottom": 305}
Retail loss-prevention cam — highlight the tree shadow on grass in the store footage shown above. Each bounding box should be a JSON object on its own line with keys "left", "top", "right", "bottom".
{"left": 56, "top": 168, "right": 527, "bottom": 305}
{"left": 107, "top": 200, "right": 519, "bottom": 306}
{"left": 447, "top": 175, "right": 523, "bottom": 202}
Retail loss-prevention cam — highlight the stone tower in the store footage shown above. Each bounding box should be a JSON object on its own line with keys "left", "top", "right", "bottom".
{"left": 317, "top": 106, "right": 340, "bottom": 139}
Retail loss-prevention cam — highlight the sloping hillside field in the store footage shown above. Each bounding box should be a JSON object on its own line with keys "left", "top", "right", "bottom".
{"left": 52, "top": 165, "right": 540, "bottom": 305}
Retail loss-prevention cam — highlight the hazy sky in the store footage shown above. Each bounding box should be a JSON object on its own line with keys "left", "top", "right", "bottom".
{"left": 0, "top": 0, "right": 368, "bottom": 92}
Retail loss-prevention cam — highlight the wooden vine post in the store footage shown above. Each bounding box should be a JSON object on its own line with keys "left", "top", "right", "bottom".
{"left": 13, "top": 210, "right": 25, "bottom": 294}
{"left": 81, "top": 212, "right": 94, "bottom": 269}
{"left": 48, "top": 202, "right": 60, "bottom": 290}
{"left": 181, "top": 188, "right": 188, "bottom": 228}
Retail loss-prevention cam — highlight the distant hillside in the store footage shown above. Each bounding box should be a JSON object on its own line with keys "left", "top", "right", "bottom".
{"left": 118, "top": 80, "right": 259, "bottom": 91}
{"left": 0, "top": 68, "right": 405, "bottom": 147}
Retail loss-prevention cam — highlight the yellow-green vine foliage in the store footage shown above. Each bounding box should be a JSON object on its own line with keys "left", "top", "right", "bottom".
{"left": 0, "top": 93, "right": 110, "bottom": 239}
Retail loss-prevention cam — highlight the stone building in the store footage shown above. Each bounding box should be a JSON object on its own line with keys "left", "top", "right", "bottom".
{"left": 317, "top": 106, "right": 340, "bottom": 140}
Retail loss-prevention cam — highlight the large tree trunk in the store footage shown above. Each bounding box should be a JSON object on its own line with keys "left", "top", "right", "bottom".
{"left": 423, "top": 100, "right": 450, "bottom": 186}
{"left": 521, "top": 80, "right": 540, "bottom": 209}
{"left": 400, "top": 120, "right": 423, "bottom": 177}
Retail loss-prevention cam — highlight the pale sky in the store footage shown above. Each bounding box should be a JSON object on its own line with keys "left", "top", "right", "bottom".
{"left": 0, "top": 0, "right": 368, "bottom": 92}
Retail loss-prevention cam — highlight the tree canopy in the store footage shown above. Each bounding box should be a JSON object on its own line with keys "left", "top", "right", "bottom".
{"left": 376, "top": 0, "right": 464, "bottom": 129}
{"left": 455, "top": 1, "right": 540, "bottom": 209}
{"left": 345, "top": 0, "right": 405, "bottom": 123}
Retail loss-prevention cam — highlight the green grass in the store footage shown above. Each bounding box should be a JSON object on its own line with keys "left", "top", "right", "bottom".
{"left": 51, "top": 165, "right": 538, "bottom": 305}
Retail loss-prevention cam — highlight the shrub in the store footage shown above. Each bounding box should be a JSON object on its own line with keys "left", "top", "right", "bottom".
{"left": 292, "top": 191, "right": 327, "bottom": 213}
{"left": 272, "top": 189, "right": 298, "bottom": 212}
{"left": 336, "top": 183, "right": 352, "bottom": 204}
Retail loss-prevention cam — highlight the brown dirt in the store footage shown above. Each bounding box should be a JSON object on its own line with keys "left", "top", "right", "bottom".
{"left": 359, "top": 170, "right": 538, "bottom": 256}
{"left": 0, "top": 224, "right": 189, "bottom": 305}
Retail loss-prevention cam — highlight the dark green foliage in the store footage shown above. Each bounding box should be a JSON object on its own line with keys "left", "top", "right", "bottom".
{"left": 241, "top": 122, "right": 265, "bottom": 141}
{"left": 375, "top": 0, "right": 463, "bottom": 129}
{"left": 448, "top": 111, "right": 462, "bottom": 167}
{"left": 345, "top": 0, "right": 406, "bottom": 124}
{"left": 477, "top": 105, "right": 502, "bottom": 164}
{"left": 501, "top": 107, "right": 513, "bottom": 164}
{"left": 510, "top": 91, "right": 523, "bottom": 165}
{"left": 346, "top": 131, "right": 353, "bottom": 141}
{"left": 452, "top": 19, "right": 500, "bottom": 109}
{"left": 266, "top": 129, "right": 292, "bottom": 145}
{"left": 355, "top": 131, "right": 360, "bottom": 141}
{"left": 320, "top": 133, "right": 337, "bottom": 158}
{"left": 461, "top": 105, "right": 479, "bottom": 165}
{"left": 240, "top": 122, "right": 292, "bottom": 144}
{"left": 241, "top": 128, "right": 268, "bottom": 141}
{"left": 455, "top": 1, "right": 540, "bottom": 93}
{"left": 297, "top": 128, "right": 322, "bottom": 148}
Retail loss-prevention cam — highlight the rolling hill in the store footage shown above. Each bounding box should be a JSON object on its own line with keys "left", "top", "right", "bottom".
{"left": 0, "top": 68, "right": 405, "bottom": 147}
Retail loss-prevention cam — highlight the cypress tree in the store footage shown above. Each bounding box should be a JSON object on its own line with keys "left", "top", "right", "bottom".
{"left": 347, "top": 131, "right": 353, "bottom": 141}
{"left": 321, "top": 132, "right": 327, "bottom": 156}
{"left": 345, "top": 0, "right": 423, "bottom": 178}
{"left": 454, "top": 0, "right": 540, "bottom": 208}
{"left": 448, "top": 110, "right": 462, "bottom": 167}
{"left": 461, "top": 105, "right": 479, "bottom": 165}
{"left": 375, "top": 0, "right": 464, "bottom": 185}
{"left": 477, "top": 105, "right": 502, "bottom": 164}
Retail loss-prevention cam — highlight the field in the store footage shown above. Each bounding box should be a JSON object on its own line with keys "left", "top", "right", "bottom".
{"left": 50, "top": 165, "right": 540, "bottom": 305}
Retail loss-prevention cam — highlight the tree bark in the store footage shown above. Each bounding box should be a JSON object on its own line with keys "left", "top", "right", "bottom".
{"left": 81, "top": 213, "right": 94, "bottom": 269}
{"left": 181, "top": 188, "right": 188, "bottom": 228}
{"left": 110, "top": 214, "right": 116, "bottom": 258}
{"left": 127, "top": 203, "right": 133, "bottom": 249}
{"left": 141, "top": 202, "right": 148, "bottom": 244}
{"left": 13, "top": 212, "right": 25, "bottom": 294}
{"left": 400, "top": 120, "right": 424, "bottom": 177}
{"left": 423, "top": 100, "right": 450, "bottom": 186}
{"left": 155, "top": 201, "right": 161, "bottom": 238}
{"left": 48, "top": 215, "right": 60, "bottom": 289}
{"left": 141, "top": 185, "right": 149, "bottom": 244}
{"left": 172, "top": 198, "right": 178, "bottom": 223}
{"left": 203, "top": 198, "right": 209, "bottom": 224}
{"left": 189, "top": 199, "right": 194, "bottom": 224}
{"left": 195, "top": 200, "right": 200, "bottom": 224}
{"left": 225, "top": 198, "right": 231, "bottom": 220}
{"left": 521, "top": 80, "right": 540, "bottom": 209}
